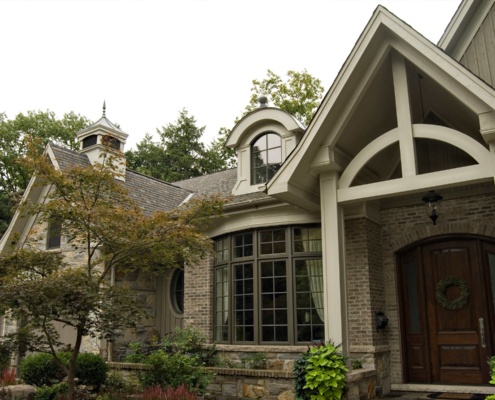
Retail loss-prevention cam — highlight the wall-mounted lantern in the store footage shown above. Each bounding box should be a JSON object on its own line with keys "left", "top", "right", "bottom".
{"left": 376, "top": 311, "right": 389, "bottom": 330}
{"left": 422, "top": 190, "right": 443, "bottom": 225}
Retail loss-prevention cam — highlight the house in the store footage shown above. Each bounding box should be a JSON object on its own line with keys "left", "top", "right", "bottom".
{"left": 2, "top": 0, "right": 495, "bottom": 396}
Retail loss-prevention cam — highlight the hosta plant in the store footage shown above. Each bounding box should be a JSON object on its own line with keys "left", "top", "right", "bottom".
{"left": 303, "top": 342, "right": 347, "bottom": 400}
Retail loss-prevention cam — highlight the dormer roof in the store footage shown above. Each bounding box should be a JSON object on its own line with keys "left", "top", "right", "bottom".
{"left": 226, "top": 107, "right": 305, "bottom": 149}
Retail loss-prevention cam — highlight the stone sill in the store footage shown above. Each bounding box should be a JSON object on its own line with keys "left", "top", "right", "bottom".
{"left": 346, "top": 368, "right": 376, "bottom": 383}
{"left": 214, "top": 344, "right": 309, "bottom": 353}
{"left": 108, "top": 362, "right": 150, "bottom": 370}
{"left": 208, "top": 367, "right": 293, "bottom": 379}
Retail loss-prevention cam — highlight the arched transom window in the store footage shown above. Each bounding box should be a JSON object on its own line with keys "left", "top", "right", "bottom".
{"left": 251, "top": 133, "right": 282, "bottom": 185}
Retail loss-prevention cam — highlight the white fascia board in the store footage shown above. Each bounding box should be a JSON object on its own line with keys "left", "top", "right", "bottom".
{"left": 438, "top": 0, "right": 495, "bottom": 61}
{"left": 46, "top": 143, "right": 61, "bottom": 171}
{"left": 0, "top": 144, "right": 56, "bottom": 253}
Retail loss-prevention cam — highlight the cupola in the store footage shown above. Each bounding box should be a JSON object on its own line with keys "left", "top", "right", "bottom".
{"left": 76, "top": 102, "right": 129, "bottom": 181}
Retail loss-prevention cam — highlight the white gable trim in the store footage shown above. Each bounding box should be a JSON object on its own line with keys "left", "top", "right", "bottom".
{"left": 268, "top": 6, "right": 495, "bottom": 205}
{"left": 438, "top": 0, "right": 495, "bottom": 60}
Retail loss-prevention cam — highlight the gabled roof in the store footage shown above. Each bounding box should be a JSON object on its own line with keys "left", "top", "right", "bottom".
{"left": 48, "top": 143, "right": 192, "bottom": 213}
{"left": 267, "top": 5, "right": 495, "bottom": 211}
{"left": 173, "top": 168, "right": 274, "bottom": 207}
{"left": 0, "top": 144, "right": 193, "bottom": 252}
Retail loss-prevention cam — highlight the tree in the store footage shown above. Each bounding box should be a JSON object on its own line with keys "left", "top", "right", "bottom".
{"left": 206, "top": 69, "right": 324, "bottom": 170}
{"left": 0, "top": 111, "right": 91, "bottom": 236}
{"left": 245, "top": 69, "right": 324, "bottom": 126}
{"left": 203, "top": 127, "right": 237, "bottom": 171}
{"left": 125, "top": 133, "right": 169, "bottom": 181}
{"left": 0, "top": 138, "right": 225, "bottom": 400}
{"left": 127, "top": 108, "right": 227, "bottom": 182}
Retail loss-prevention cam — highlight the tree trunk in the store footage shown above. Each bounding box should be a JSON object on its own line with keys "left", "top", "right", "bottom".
{"left": 67, "top": 328, "right": 83, "bottom": 400}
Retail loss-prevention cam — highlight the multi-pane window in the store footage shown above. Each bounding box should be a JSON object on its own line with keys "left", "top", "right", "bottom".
{"left": 214, "top": 226, "right": 324, "bottom": 345}
{"left": 251, "top": 133, "right": 282, "bottom": 185}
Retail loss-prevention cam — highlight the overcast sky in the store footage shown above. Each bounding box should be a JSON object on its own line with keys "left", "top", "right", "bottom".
{"left": 0, "top": 0, "right": 461, "bottom": 149}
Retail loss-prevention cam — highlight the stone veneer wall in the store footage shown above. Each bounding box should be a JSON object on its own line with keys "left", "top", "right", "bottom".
{"left": 107, "top": 362, "right": 377, "bottom": 400}
{"left": 379, "top": 183, "right": 495, "bottom": 385}
{"left": 112, "top": 270, "right": 159, "bottom": 361}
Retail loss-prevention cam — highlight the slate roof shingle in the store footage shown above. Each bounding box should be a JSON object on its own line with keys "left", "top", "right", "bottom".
{"left": 49, "top": 144, "right": 192, "bottom": 214}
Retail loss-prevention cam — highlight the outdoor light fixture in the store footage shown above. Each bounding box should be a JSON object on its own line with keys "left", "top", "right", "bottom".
{"left": 422, "top": 190, "right": 443, "bottom": 225}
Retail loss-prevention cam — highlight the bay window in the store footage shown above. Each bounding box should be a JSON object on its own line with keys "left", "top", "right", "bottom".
{"left": 214, "top": 225, "right": 324, "bottom": 345}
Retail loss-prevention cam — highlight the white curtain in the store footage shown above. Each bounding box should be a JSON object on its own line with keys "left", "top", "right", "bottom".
{"left": 302, "top": 228, "right": 324, "bottom": 322}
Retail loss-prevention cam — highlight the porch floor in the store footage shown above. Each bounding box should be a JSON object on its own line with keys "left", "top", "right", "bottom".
{"left": 384, "top": 384, "right": 495, "bottom": 399}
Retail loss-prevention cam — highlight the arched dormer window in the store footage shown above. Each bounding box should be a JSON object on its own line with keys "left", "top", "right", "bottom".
{"left": 251, "top": 133, "right": 282, "bottom": 184}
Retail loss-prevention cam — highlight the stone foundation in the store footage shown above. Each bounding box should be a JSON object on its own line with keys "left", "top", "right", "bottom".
{"left": 108, "top": 362, "right": 378, "bottom": 399}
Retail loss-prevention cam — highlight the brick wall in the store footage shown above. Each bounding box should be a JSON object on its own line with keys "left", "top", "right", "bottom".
{"left": 379, "top": 183, "right": 495, "bottom": 384}
{"left": 184, "top": 256, "right": 214, "bottom": 342}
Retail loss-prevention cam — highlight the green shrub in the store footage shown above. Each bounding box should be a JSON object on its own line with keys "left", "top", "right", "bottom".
{"left": 160, "top": 326, "right": 218, "bottom": 367}
{"left": 240, "top": 352, "right": 266, "bottom": 369}
{"left": 0, "top": 343, "right": 12, "bottom": 371}
{"left": 140, "top": 350, "right": 212, "bottom": 394}
{"left": 99, "top": 371, "right": 137, "bottom": 399}
{"left": 303, "top": 342, "right": 347, "bottom": 400}
{"left": 20, "top": 351, "right": 107, "bottom": 388}
{"left": 487, "top": 357, "right": 495, "bottom": 400}
{"left": 20, "top": 353, "right": 64, "bottom": 387}
{"left": 34, "top": 382, "right": 67, "bottom": 400}
{"left": 75, "top": 353, "right": 108, "bottom": 388}
{"left": 293, "top": 351, "right": 311, "bottom": 400}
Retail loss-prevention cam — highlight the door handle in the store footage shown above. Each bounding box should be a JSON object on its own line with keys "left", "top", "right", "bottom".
{"left": 479, "top": 318, "right": 486, "bottom": 348}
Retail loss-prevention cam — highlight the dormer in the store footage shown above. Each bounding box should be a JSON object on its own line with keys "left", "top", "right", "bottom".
{"left": 77, "top": 104, "right": 129, "bottom": 181}
{"left": 226, "top": 98, "right": 305, "bottom": 196}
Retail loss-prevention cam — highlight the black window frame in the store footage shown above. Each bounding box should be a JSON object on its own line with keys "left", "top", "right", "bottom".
{"left": 251, "top": 132, "right": 282, "bottom": 185}
{"left": 213, "top": 225, "right": 324, "bottom": 345}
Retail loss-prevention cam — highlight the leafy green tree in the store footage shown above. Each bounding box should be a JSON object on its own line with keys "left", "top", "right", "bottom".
{"left": 127, "top": 109, "right": 229, "bottom": 182}
{"left": 0, "top": 138, "right": 225, "bottom": 400}
{"left": 0, "top": 111, "right": 90, "bottom": 236}
{"left": 206, "top": 69, "right": 324, "bottom": 170}
{"left": 245, "top": 69, "right": 324, "bottom": 126}
{"left": 125, "top": 133, "right": 169, "bottom": 181}
{"left": 156, "top": 108, "right": 208, "bottom": 181}
{"left": 128, "top": 69, "right": 324, "bottom": 180}
{"left": 204, "top": 127, "right": 236, "bottom": 171}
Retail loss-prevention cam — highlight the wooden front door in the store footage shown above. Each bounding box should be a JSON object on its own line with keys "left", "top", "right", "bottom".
{"left": 398, "top": 238, "right": 494, "bottom": 384}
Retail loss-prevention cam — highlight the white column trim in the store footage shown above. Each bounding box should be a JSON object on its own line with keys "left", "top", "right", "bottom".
{"left": 320, "top": 170, "right": 347, "bottom": 349}
{"left": 392, "top": 52, "right": 417, "bottom": 177}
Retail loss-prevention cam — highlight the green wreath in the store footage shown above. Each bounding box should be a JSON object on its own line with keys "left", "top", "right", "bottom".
{"left": 435, "top": 276, "right": 470, "bottom": 311}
